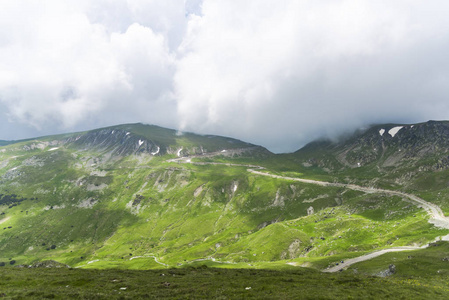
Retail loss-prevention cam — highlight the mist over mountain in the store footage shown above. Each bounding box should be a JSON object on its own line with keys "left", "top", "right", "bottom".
{"left": 2, "top": 1, "right": 449, "bottom": 153}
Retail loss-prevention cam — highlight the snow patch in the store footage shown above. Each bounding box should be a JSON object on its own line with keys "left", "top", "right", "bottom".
{"left": 151, "top": 146, "right": 160, "bottom": 155}
{"left": 111, "top": 130, "right": 115, "bottom": 134}
{"left": 48, "top": 147, "right": 59, "bottom": 151}
{"left": 379, "top": 129, "right": 385, "bottom": 136}
{"left": 126, "top": 132, "right": 130, "bottom": 136}
{"left": 411, "top": 125, "right": 414, "bottom": 128}
{"left": 138, "top": 140, "right": 144, "bottom": 147}
{"left": 177, "top": 147, "right": 183, "bottom": 157}
{"left": 221, "top": 149, "right": 227, "bottom": 153}
{"left": 388, "top": 126, "right": 403, "bottom": 137}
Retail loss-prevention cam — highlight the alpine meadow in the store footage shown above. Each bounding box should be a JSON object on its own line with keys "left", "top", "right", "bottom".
{"left": 1, "top": 121, "right": 449, "bottom": 298}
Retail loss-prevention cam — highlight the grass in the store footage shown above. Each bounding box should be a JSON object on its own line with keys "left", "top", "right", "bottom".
{"left": 1, "top": 265, "right": 448, "bottom": 299}
{"left": 1, "top": 143, "right": 446, "bottom": 270}
{"left": 2, "top": 122, "right": 449, "bottom": 298}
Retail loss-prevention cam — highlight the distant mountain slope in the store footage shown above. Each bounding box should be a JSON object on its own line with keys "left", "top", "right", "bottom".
{"left": 293, "top": 120, "right": 449, "bottom": 171}
{"left": 0, "top": 140, "right": 15, "bottom": 146}
{"left": 67, "top": 123, "right": 272, "bottom": 157}
{"left": 291, "top": 120, "right": 449, "bottom": 212}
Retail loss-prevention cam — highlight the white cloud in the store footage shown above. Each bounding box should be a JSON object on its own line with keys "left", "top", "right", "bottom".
{"left": 1, "top": 0, "right": 449, "bottom": 152}
{"left": 175, "top": 0, "right": 449, "bottom": 151}
{"left": 0, "top": 0, "right": 176, "bottom": 131}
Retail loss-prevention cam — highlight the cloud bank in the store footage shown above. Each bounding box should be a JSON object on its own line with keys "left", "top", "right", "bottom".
{"left": 1, "top": 0, "right": 449, "bottom": 152}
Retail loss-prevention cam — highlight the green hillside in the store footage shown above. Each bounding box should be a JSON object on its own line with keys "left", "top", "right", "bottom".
{"left": 0, "top": 122, "right": 447, "bottom": 272}
{"left": 2, "top": 121, "right": 449, "bottom": 298}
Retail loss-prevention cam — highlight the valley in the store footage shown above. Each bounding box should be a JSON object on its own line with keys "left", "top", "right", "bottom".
{"left": 2, "top": 122, "right": 449, "bottom": 298}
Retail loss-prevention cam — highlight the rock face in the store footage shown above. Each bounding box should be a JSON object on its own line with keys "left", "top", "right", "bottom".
{"left": 70, "top": 128, "right": 161, "bottom": 156}
{"left": 377, "top": 264, "right": 396, "bottom": 277}
{"left": 67, "top": 123, "right": 271, "bottom": 158}
{"left": 295, "top": 120, "right": 449, "bottom": 171}
{"left": 28, "top": 260, "right": 70, "bottom": 268}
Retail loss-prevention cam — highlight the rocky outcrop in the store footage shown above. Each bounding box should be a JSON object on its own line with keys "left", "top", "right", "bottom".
{"left": 69, "top": 128, "right": 161, "bottom": 156}
{"left": 27, "top": 260, "right": 70, "bottom": 268}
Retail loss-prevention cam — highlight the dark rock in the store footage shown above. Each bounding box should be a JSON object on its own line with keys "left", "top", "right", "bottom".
{"left": 389, "top": 264, "right": 396, "bottom": 274}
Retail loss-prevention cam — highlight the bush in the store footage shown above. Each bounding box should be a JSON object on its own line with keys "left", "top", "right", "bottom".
{"left": 0, "top": 262, "right": 5, "bottom": 267}
{"left": 10, "top": 260, "right": 16, "bottom": 265}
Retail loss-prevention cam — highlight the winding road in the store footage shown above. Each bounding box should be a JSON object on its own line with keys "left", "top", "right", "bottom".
{"left": 171, "top": 154, "right": 449, "bottom": 272}
{"left": 248, "top": 169, "right": 449, "bottom": 272}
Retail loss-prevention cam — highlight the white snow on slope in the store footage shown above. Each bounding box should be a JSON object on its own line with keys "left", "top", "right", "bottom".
{"left": 388, "top": 126, "right": 403, "bottom": 137}
{"left": 138, "top": 140, "right": 144, "bottom": 146}
{"left": 177, "top": 147, "right": 183, "bottom": 157}
{"left": 48, "top": 147, "right": 59, "bottom": 151}
{"left": 126, "top": 132, "right": 130, "bottom": 136}
{"left": 379, "top": 129, "right": 385, "bottom": 136}
{"left": 151, "top": 146, "right": 160, "bottom": 155}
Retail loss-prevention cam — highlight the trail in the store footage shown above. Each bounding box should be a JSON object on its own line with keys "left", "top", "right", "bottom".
{"left": 0, "top": 216, "right": 10, "bottom": 224}
{"left": 130, "top": 255, "right": 169, "bottom": 267}
{"left": 247, "top": 170, "right": 449, "bottom": 230}
{"left": 247, "top": 169, "right": 449, "bottom": 272}
{"left": 322, "top": 246, "right": 425, "bottom": 273}
{"left": 169, "top": 155, "right": 449, "bottom": 272}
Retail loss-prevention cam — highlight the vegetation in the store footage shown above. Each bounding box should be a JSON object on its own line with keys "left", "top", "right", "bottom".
{"left": 1, "top": 264, "right": 448, "bottom": 299}
{"left": 1, "top": 121, "right": 449, "bottom": 298}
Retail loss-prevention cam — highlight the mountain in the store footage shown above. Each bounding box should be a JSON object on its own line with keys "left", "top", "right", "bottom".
{"left": 295, "top": 120, "right": 449, "bottom": 170}
{"left": 0, "top": 140, "right": 14, "bottom": 147}
{"left": 69, "top": 123, "right": 271, "bottom": 157}
{"left": 0, "top": 122, "right": 448, "bottom": 273}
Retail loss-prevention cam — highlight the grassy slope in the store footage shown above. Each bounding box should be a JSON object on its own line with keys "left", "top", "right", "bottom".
{"left": 1, "top": 265, "right": 447, "bottom": 299}
{"left": 1, "top": 137, "right": 447, "bottom": 270}
{"left": 2, "top": 124, "right": 449, "bottom": 297}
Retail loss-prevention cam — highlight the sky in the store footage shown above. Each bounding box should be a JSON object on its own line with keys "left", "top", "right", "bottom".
{"left": 1, "top": 0, "right": 449, "bottom": 153}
